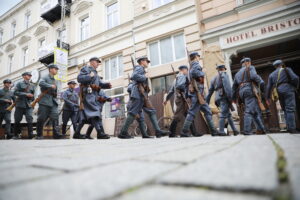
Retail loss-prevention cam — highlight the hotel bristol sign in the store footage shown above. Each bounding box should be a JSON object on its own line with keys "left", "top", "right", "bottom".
{"left": 220, "top": 16, "right": 300, "bottom": 49}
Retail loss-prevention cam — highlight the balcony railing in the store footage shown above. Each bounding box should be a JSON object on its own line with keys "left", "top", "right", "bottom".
{"left": 38, "top": 40, "right": 69, "bottom": 65}
{"left": 40, "top": 0, "right": 72, "bottom": 24}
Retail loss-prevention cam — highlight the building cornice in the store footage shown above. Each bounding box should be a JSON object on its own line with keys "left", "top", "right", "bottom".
{"left": 0, "top": 0, "right": 33, "bottom": 22}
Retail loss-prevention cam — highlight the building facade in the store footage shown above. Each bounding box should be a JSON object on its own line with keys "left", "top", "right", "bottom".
{"left": 0, "top": 0, "right": 202, "bottom": 134}
{"left": 196, "top": 0, "right": 300, "bottom": 131}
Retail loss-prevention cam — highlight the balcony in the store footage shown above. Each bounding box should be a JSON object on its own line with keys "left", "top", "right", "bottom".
{"left": 38, "top": 40, "right": 70, "bottom": 65}
{"left": 40, "top": 0, "right": 72, "bottom": 24}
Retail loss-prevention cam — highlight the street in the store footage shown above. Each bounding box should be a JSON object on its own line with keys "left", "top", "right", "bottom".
{"left": 0, "top": 134, "right": 299, "bottom": 200}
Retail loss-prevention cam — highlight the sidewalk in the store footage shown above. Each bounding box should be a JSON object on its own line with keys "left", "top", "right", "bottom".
{"left": 0, "top": 134, "right": 299, "bottom": 200}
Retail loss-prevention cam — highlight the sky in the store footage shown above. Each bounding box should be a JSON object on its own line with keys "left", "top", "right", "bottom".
{"left": 0, "top": 0, "right": 22, "bottom": 17}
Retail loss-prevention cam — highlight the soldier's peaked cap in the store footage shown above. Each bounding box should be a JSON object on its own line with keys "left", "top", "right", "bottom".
{"left": 3, "top": 79, "right": 12, "bottom": 83}
{"left": 22, "top": 72, "right": 32, "bottom": 76}
{"left": 178, "top": 65, "right": 188, "bottom": 70}
{"left": 273, "top": 60, "right": 283, "bottom": 66}
{"left": 137, "top": 56, "right": 150, "bottom": 63}
{"left": 67, "top": 80, "right": 77, "bottom": 85}
{"left": 216, "top": 64, "right": 226, "bottom": 70}
{"left": 48, "top": 64, "right": 59, "bottom": 69}
{"left": 189, "top": 52, "right": 200, "bottom": 57}
{"left": 89, "top": 57, "right": 101, "bottom": 63}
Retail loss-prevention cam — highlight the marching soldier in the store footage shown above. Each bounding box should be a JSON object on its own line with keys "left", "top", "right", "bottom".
{"left": 76, "top": 57, "right": 111, "bottom": 139}
{"left": 61, "top": 81, "right": 79, "bottom": 138}
{"left": 118, "top": 56, "right": 168, "bottom": 139}
{"left": 13, "top": 72, "right": 35, "bottom": 139}
{"left": 206, "top": 65, "right": 239, "bottom": 136}
{"left": 85, "top": 89, "right": 112, "bottom": 139}
{"left": 164, "top": 65, "right": 203, "bottom": 137}
{"left": 266, "top": 60, "right": 299, "bottom": 133}
{"left": 232, "top": 57, "right": 266, "bottom": 135}
{"left": 36, "top": 64, "right": 63, "bottom": 139}
{"left": 0, "top": 79, "right": 15, "bottom": 139}
{"left": 181, "top": 52, "right": 219, "bottom": 137}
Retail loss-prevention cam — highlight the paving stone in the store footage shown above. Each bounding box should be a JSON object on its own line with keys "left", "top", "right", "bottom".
{"left": 115, "top": 185, "right": 271, "bottom": 200}
{"left": 0, "top": 166, "right": 62, "bottom": 188}
{"left": 159, "top": 135, "right": 278, "bottom": 192}
{"left": 0, "top": 160, "right": 179, "bottom": 200}
{"left": 268, "top": 134, "right": 300, "bottom": 200}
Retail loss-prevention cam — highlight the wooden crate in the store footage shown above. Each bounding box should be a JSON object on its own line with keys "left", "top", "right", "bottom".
{"left": 43, "top": 126, "right": 53, "bottom": 139}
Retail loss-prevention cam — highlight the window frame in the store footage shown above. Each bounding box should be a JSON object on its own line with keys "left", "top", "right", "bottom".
{"left": 151, "top": 74, "right": 175, "bottom": 95}
{"left": 22, "top": 47, "right": 29, "bottom": 67}
{"left": 80, "top": 15, "right": 90, "bottom": 42}
{"left": 106, "top": 1, "right": 119, "bottom": 30}
{"left": 152, "top": 0, "right": 174, "bottom": 9}
{"left": 147, "top": 32, "right": 186, "bottom": 67}
{"left": 104, "top": 55, "right": 123, "bottom": 81}
{"left": 24, "top": 12, "right": 31, "bottom": 30}
{"left": 0, "top": 30, "right": 3, "bottom": 44}
{"left": 11, "top": 22, "right": 16, "bottom": 38}
{"left": 8, "top": 54, "right": 14, "bottom": 73}
{"left": 103, "top": 86, "right": 125, "bottom": 119}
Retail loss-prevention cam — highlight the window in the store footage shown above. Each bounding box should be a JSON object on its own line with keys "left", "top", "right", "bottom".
{"left": 104, "top": 55, "right": 123, "bottom": 80}
{"left": 22, "top": 47, "right": 28, "bottom": 67}
{"left": 80, "top": 16, "right": 89, "bottom": 41}
{"left": 151, "top": 74, "right": 175, "bottom": 95}
{"left": 24, "top": 13, "right": 31, "bottom": 29}
{"left": 237, "top": 0, "right": 256, "bottom": 5}
{"left": 11, "top": 22, "right": 16, "bottom": 38}
{"left": 8, "top": 54, "right": 13, "bottom": 73}
{"left": 148, "top": 33, "right": 185, "bottom": 66}
{"left": 57, "top": 28, "right": 66, "bottom": 42}
{"left": 106, "top": 2, "right": 119, "bottom": 29}
{"left": 103, "top": 87, "right": 125, "bottom": 118}
{"left": 152, "top": 0, "right": 173, "bottom": 8}
{"left": 0, "top": 30, "right": 3, "bottom": 44}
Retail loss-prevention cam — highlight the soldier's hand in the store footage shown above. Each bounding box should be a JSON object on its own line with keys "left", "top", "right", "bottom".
{"left": 51, "top": 85, "right": 56, "bottom": 89}
{"left": 108, "top": 83, "right": 112, "bottom": 88}
{"left": 163, "top": 101, "right": 167, "bottom": 106}
{"left": 90, "top": 72, "right": 95, "bottom": 77}
{"left": 26, "top": 94, "right": 34, "bottom": 98}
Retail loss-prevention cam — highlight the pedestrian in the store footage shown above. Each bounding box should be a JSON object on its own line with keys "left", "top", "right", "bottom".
{"left": 232, "top": 57, "right": 266, "bottom": 135}
{"left": 164, "top": 65, "right": 203, "bottom": 137}
{"left": 266, "top": 60, "right": 299, "bottom": 133}
{"left": 206, "top": 65, "right": 239, "bottom": 136}
{"left": 0, "top": 79, "right": 15, "bottom": 139}
{"left": 13, "top": 72, "right": 35, "bottom": 139}
{"left": 36, "top": 64, "right": 63, "bottom": 139}
{"left": 76, "top": 57, "right": 112, "bottom": 139}
{"left": 61, "top": 80, "right": 79, "bottom": 138}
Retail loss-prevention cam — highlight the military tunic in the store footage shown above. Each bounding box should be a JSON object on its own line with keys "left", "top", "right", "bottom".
{"left": 0, "top": 87, "right": 14, "bottom": 137}
{"left": 266, "top": 67, "right": 299, "bottom": 131}
{"left": 232, "top": 66, "right": 265, "bottom": 134}
{"left": 62, "top": 88, "right": 79, "bottom": 133}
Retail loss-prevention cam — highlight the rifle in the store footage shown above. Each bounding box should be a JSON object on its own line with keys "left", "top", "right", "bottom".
{"left": 130, "top": 55, "right": 153, "bottom": 108}
{"left": 31, "top": 89, "right": 48, "bottom": 108}
{"left": 170, "top": 64, "right": 191, "bottom": 108}
{"left": 186, "top": 48, "right": 206, "bottom": 105}
{"left": 246, "top": 67, "right": 266, "bottom": 112}
{"left": 217, "top": 70, "right": 235, "bottom": 111}
{"left": 79, "top": 84, "right": 84, "bottom": 110}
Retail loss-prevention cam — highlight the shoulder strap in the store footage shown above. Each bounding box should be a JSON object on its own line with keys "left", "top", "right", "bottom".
{"left": 284, "top": 68, "right": 291, "bottom": 83}
{"left": 275, "top": 68, "right": 283, "bottom": 88}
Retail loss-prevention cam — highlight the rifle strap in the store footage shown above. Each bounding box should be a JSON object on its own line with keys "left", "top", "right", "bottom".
{"left": 275, "top": 68, "right": 283, "bottom": 88}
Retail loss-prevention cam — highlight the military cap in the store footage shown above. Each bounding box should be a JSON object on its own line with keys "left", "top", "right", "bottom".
{"left": 137, "top": 56, "right": 150, "bottom": 64}
{"left": 3, "top": 79, "right": 12, "bottom": 84}
{"left": 244, "top": 57, "right": 251, "bottom": 62}
{"left": 178, "top": 65, "right": 188, "bottom": 70}
{"left": 189, "top": 52, "right": 200, "bottom": 58}
{"left": 240, "top": 58, "right": 245, "bottom": 64}
{"left": 273, "top": 60, "right": 283, "bottom": 66}
{"left": 89, "top": 57, "right": 101, "bottom": 63}
{"left": 199, "top": 71, "right": 205, "bottom": 77}
{"left": 48, "top": 64, "right": 59, "bottom": 69}
{"left": 67, "top": 80, "right": 77, "bottom": 85}
{"left": 216, "top": 64, "right": 226, "bottom": 70}
{"left": 22, "top": 72, "right": 32, "bottom": 76}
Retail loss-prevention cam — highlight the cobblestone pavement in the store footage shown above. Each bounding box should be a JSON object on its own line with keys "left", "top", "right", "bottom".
{"left": 0, "top": 134, "right": 299, "bottom": 200}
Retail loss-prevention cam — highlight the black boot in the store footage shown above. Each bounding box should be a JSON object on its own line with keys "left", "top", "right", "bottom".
{"left": 138, "top": 121, "right": 153, "bottom": 139}
{"left": 52, "top": 120, "right": 63, "bottom": 139}
{"left": 36, "top": 121, "right": 44, "bottom": 140}
{"left": 73, "top": 122, "right": 86, "bottom": 139}
{"left": 85, "top": 125, "right": 94, "bottom": 139}
{"left": 169, "top": 120, "right": 178, "bottom": 138}
{"left": 118, "top": 114, "right": 135, "bottom": 139}
{"left": 61, "top": 124, "right": 67, "bottom": 136}
{"left": 180, "top": 120, "right": 192, "bottom": 137}
{"left": 96, "top": 125, "right": 110, "bottom": 139}
{"left": 206, "top": 118, "right": 219, "bottom": 136}
{"left": 190, "top": 122, "right": 203, "bottom": 137}
{"left": 13, "top": 123, "right": 20, "bottom": 139}
{"left": 27, "top": 122, "right": 34, "bottom": 139}
{"left": 149, "top": 113, "right": 169, "bottom": 138}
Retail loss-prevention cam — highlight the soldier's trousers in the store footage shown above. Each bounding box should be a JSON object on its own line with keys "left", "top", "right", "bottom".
{"left": 37, "top": 104, "right": 59, "bottom": 136}
{"left": 62, "top": 110, "right": 78, "bottom": 132}
{"left": 173, "top": 96, "right": 189, "bottom": 122}
{"left": 128, "top": 97, "right": 144, "bottom": 116}
{"left": 279, "top": 91, "right": 296, "bottom": 131}
{"left": 0, "top": 111, "right": 11, "bottom": 136}
{"left": 242, "top": 90, "right": 265, "bottom": 134}
{"left": 219, "top": 99, "right": 238, "bottom": 133}
{"left": 186, "top": 96, "right": 213, "bottom": 123}
{"left": 14, "top": 107, "right": 33, "bottom": 135}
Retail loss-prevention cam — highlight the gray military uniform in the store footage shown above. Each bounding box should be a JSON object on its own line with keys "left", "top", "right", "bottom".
{"left": 0, "top": 88, "right": 14, "bottom": 138}
{"left": 206, "top": 72, "right": 238, "bottom": 134}
{"left": 14, "top": 80, "right": 35, "bottom": 137}
{"left": 266, "top": 67, "right": 299, "bottom": 132}
{"left": 232, "top": 66, "right": 265, "bottom": 134}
